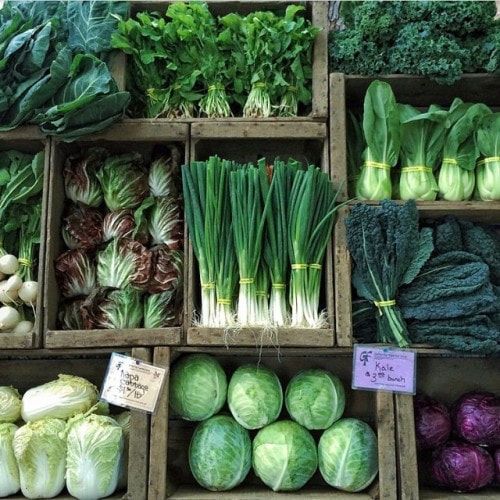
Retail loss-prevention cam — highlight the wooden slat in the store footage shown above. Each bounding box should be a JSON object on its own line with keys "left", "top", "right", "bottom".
{"left": 191, "top": 121, "right": 327, "bottom": 139}
{"left": 395, "top": 395, "right": 419, "bottom": 500}
{"left": 148, "top": 347, "right": 171, "bottom": 500}
{"left": 126, "top": 347, "right": 152, "bottom": 500}
{"left": 187, "top": 327, "right": 334, "bottom": 347}
{"left": 45, "top": 328, "right": 181, "bottom": 348}
{"left": 311, "top": 1, "right": 328, "bottom": 118}
{"left": 376, "top": 392, "right": 398, "bottom": 500}
{"left": 0, "top": 126, "right": 44, "bottom": 140}
{"left": 0, "top": 332, "right": 35, "bottom": 349}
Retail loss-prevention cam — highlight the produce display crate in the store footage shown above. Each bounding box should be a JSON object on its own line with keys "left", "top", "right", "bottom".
{"left": 43, "top": 122, "right": 189, "bottom": 348}
{"left": 334, "top": 205, "right": 500, "bottom": 348}
{"left": 149, "top": 347, "right": 398, "bottom": 500}
{"left": 395, "top": 356, "right": 500, "bottom": 499}
{"left": 121, "top": 0, "right": 328, "bottom": 122}
{"left": 0, "top": 127, "right": 50, "bottom": 349}
{"left": 329, "top": 72, "right": 500, "bottom": 201}
{"left": 0, "top": 346, "right": 151, "bottom": 500}
{"left": 185, "top": 121, "right": 336, "bottom": 347}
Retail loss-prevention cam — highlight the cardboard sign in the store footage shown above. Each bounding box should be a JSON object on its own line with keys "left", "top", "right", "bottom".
{"left": 352, "top": 345, "right": 416, "bottom": 395}
{"left": 101, "top": 353, "right": 166, "bottom": 413}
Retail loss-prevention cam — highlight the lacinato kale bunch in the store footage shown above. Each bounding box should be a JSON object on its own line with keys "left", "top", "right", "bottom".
{"left": 0, "top": 0, "right": 130, "bottom": 140}
{"left": 330, "top": 1, "right": 499, "bottom": 84}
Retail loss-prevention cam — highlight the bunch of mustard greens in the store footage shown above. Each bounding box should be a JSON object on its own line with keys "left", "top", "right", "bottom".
{"left": 182, "top": 156, "right": 342, "bottom": 329}
{"left": 112, "top": 2, "right": 319, "bottom": 118}
{"left": 351, "top": 81, "right": 500, "bottom": 202}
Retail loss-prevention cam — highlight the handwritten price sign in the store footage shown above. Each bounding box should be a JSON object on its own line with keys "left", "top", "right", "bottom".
{"left": 101, "top": 353, "right": 166, "bottom": 413}
{"left": 352, "top": 345, "right": 416, "bottom": 395}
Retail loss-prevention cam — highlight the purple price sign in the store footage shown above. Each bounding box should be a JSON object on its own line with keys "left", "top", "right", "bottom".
{"left": 352, "top": 345, "right": 416, "bottom": 395}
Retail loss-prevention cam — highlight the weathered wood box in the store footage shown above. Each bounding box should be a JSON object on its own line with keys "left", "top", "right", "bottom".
{"left": 0, "top": 127, "right": 50, "bottom": 349}
{"left": 149, "top": 347, "right": 398, "bottom": 500}
{"left": 0, "top": 347, "right": 151, "bottom": 500}
{"left": 185, "top": 121, "right": 337, "bottom": 347}
{"left": 43, "top": 122, "right": 189, "bottom": 348}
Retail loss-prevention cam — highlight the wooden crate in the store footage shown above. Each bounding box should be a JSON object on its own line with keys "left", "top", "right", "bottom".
{"left": 43, "top": 122, "right": 189, "bottom": 348}
{"left": 329, "top": 73, "right": 500, "bottom": 200}
{"left": 334, "top": 205, "right": 500, "bottom": 348}
{"left": 395, "top": 356, "right": 500, "bottom": 500}
{"left": 119, "top": 1, "right": 328, "bottom": 121}
{"left": 0, "top": 347, "right": 151, "bottom": 500}
{"left": 185, "top": 121, "right": 336, "bottom": 347}
{"left": 149, "top": 347, "right": 398, "bottom": 500}
{"left": 0, "top": 127, "right": 50, "bottom": 349}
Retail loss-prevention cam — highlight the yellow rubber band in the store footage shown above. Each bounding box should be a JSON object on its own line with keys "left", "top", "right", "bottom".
{"left": 309, "top": 263, "right": 322, "bottom": 270}
{"left": 364, "top": 160, "right": 391, "bottom": 170}
{"left": 255, "top": 82, "right": 266, "bottom": 89}
{"left": 374, "top": 299, "right": 396, "bottom": 308}
{"left": 291, "top": 264, "right": 308, "bottom": 270}
{"left": 287, "top": 85, "right": 297, "bottom": 92}
{"left": 477, "top": 156, "right": 500, "bottom": 166}
{"left": 201, "top": 282, "right": 215, "bottom": 290}
{"left": 18, "top": 258, "right": 31, "bottom": 267}
{"left": 217, "top": 299, "right": 231, "bottom": 305}
{"left": 256, "top": 292, "right": 267, "bottom": 297}
{"left": 272, "top": 283, "right": 286, "bottom": 289}
{"left": 208, "top": 84, "right": 224, "bottom": 92}
{"left": 401, "top": 166, "right": 433, "bottom": 174}
{"left": 239, "top": 278, "right": 255, "bottom": 285}
{"left": 442, "top": 158, "right": 458, "bottom": 165}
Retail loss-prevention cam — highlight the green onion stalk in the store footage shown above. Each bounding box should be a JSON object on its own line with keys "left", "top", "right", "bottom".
{"left": 288, "top": 167, "right": 341, "bottom": 328}
{"left": 230, "top": 166, "right": 269, "bottom": 326}
{"left": 255, "top": 264, "right": 269, "bottom": 325}
{"left": 243, "top": 82, "right": 271, "bottom": 118}
{"left": 200, "top": 83, "right": 231, "bottom": 118}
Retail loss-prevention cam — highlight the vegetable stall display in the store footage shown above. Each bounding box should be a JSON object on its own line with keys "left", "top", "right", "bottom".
{"left": 0, "top": 151, "right": 44, "bottom": 336}
{"left": 0, "top": 375, "right": 130, "bottom": 499}
{"left": 183, "top": 156, "right": 341, "bottom": 330}
{"left": 414, "top": 391, "right": 499, "bottom": 492}
{"left": 55, "top": 147, "right": 183, "bottom": 331}
{"left": 0, "top": 1, "right": 129, "bottom": 140}
{"left": 347, "top": 201, "right": 500, "bottom": 353}
{"left": 330, "top": 1, "right": 499, "bottom": 85}
{"left": 351, "top": 80, "right": 500, "bottom": 201}
{"left": 169, "top": 353, "right": 378, "bottom": 493}
{"left": 112, "top": 3, "right": 319, "bottom": 118}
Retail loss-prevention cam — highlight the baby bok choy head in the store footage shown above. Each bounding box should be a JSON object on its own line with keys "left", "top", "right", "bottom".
{"left": 356, "top": 80, "right": 400, "bottom": 200}
{"left": 475, "top": 113, "right": 500, "bottom": 201}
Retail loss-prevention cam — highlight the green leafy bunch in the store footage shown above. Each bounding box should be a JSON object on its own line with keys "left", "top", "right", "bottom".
{"left": 330, "top": 1, "right": 499, "bottom": 84}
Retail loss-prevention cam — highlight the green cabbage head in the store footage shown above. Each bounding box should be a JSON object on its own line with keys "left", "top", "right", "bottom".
{"left": 170, "top": 354, "right": 227, "bottom": 421}
{"left": 13, "top": 418, "right": 67, "bottom": 499}
{"left": 189, "top": 415, "right": 251, "bottom": 491}
{"left": 285, "top": 369, "right": 345, "bottom": 430}
{"left": 228, "top": 364, "right": 283, "bottom": 430}
{"left": 0, "top": 386, "right": 22, "bottom": 423}
{"left": 66, "top": 414, "right": 124, "bottom": 500}
{"left": 318, "top": 418, "right": 378, "bottom": 492}
{"left": 253, "top": 420, "right": 318, "bottom": 491}
{"left": 21, "top": 374, "right": 99, "bottom": 422}
{"left": 0, "top": 423, "right": 20, "bottom": 497}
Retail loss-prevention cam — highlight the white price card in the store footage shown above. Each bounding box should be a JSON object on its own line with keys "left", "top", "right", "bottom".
{"left": 101, "top": 353, "right": 166, "bottom": 413}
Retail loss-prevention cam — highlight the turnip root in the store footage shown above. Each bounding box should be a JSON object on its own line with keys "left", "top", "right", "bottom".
{"left": 0, "top": 306, "right": 20, "bottom": 330}
{"left": 13, "top": 320, "right": 33, "bottom": 335}
{"left": 18, "top": 281, "right": 38, "bottom": 305}
{"left": 6, "top": 274, "right": 22, "bottom": 292}
{"left": 0, "top": 281, "right": 18, "bottom": 305}
{"left": 0, "top": 255, "right": 19, "bottom": 275}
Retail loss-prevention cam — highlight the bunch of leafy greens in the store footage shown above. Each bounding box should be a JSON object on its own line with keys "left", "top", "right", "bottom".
{"left": 330, "top": 1, "right": 499, "bottom": 85}
{"left": 345, "top": 200, "right": 434, "bottom": 347}
{"left": 475, "top": 113, "right": 500, "bottom": 201}
{"left": 112, "top": 3, "right": 319, "bottom": 118}
{"left": 0, "top": 0, "right": 130, "bottom": 140}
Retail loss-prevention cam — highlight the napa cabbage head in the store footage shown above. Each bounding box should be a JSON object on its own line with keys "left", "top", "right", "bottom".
{"left": 0, "top": 386, "right": 22, "bottom": 423}
{"left": 21, "top": 374, "right": 99, "bottom": 422}
{"left": 285, "top": 369, "right": 345, "bottom": 430}
{"left": 170, "top": 354, "right": 227, "bottom": 421}
{"left": 0, "top": 423, "right": 20, "bottom": 497}
{"left": 228, "top": 364, "right": 283, "bottom": 430}
{"left": 66, "top": 414, "right": 124, "bottom": 500}
{"left": 13, "top": 418, "right": 67, "bottom": 499}
{"left": 318, "top": 418, "right": 378, "bottom": 492}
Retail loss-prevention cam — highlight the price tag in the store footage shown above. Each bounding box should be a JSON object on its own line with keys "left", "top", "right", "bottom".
{"left": 101, "top": 353, "right": 166, "bottom": 413}
{"left": 352, "top": 345, "right": 416, "bottom": 395}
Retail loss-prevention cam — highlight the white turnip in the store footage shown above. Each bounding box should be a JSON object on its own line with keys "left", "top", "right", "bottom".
{"left": 0, "top": 255, "right": 19, "bottom": 275}
{"left": 13, "top": 320, "right": 33, "bottom": 335}
{"left": 0, "top": 281, "right": 18, "bottom": 305}
{"left": 18, "top": 281, "right": 38, "bottom": 305}
{"left": 0, "top": 306, "right": 20, "bottom": 330}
